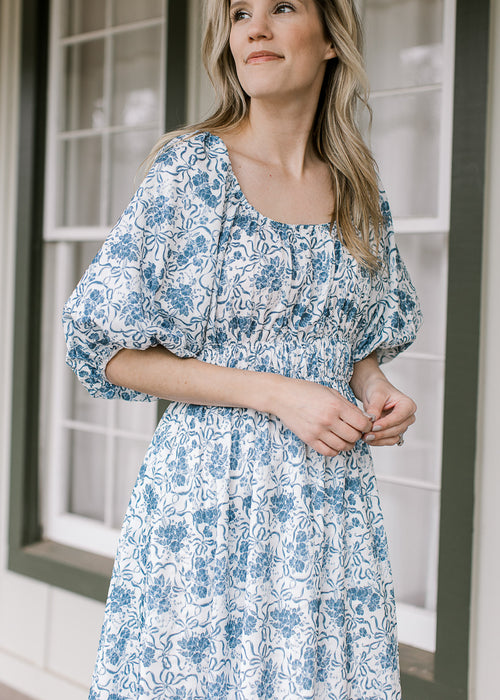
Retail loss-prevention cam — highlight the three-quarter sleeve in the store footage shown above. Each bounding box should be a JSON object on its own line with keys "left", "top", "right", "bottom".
{"left": 63, "top": 136, "right": 224, "bottom": 401}
{"left": 352, "top": 190, "right": 422, "bottom": 365}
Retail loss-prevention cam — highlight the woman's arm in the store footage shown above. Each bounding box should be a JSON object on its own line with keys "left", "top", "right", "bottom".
{"left": 350, "top": 352, "right": 417, "bottom": 446}
{"left": 106, "top": 346, "right": 373, "bottom": 456}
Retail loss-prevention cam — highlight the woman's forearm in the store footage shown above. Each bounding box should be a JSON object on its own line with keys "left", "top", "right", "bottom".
{"left": 105, "top": 345, "right": 285, "bottom": 413}
{"left": 106, "top": 345, "right": 376, "bottom": 456}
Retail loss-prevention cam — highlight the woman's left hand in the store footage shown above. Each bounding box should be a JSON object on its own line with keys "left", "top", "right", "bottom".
{"left": 361, "top": 376, "right": 416, "bottom": 446}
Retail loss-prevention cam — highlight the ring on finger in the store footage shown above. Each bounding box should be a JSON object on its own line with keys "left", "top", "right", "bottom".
{"left": 396, "top": 433, "right": 405, "bottom": 447}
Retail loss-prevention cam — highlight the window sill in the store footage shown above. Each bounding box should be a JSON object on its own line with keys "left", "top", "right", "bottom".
{"left": 400, "top": 642, "right": 435, "bottom": 682}
{"left": 8, "top": 539, "right": 113, "bottom": 602}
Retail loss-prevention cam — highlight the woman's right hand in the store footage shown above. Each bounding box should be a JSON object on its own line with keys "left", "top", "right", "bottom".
{"left": 270, "top": 377, "right": 373, "bottom": 457}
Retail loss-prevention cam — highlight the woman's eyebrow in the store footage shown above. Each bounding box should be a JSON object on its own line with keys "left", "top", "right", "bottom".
{"left": 229, "top": 0, "right": 306, "bottom": 7}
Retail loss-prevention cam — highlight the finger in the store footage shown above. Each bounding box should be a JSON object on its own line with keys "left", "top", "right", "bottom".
{"left": 364, "top": 417, "right": 415, "bottom": 445}
{"left": 368, "top": 434, "right": 407, "bottom": 447}
{"left": 315, "top": 425, "right": 363, "bottom": 453}
{"left": 338, "top": 403, "right": 373, "bottom": 434}
{"left": 336, "top": 419, "right": 365, "bottom": 445}
{"left": 312, "top": 439, "right": 340, "bottom": 457}
{"left": 363, "top": 395, "right": 389, "bottom": 424}
{"left": 372, "top": 404, "right": 416, "bottom": 432}
{"left": 369, "top": 414, "right": 415, "bottom": 440}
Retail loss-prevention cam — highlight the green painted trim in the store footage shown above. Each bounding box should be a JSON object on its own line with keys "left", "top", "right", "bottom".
{"left": 159, "top": 0, "right": 189, "bottom": 417}
{"left": 433, "top": 0, "right": 490, "bottom": 694}
{"left": 9, "top": 0, "right": 48, "bottom": 556}
{"left": 165, "top": 0, "right": 189, "bottom": 132}
{"left": 10, "top": 541, "right": 113, "bottom": 602}
{"left": 399, "top": 644, "right": 434, "bottom": 684}
{"left": 157, "top": 398, "right": 170, "bottom": 423}
{"left": 401, "top": 674, "right": 467, "bottom": 700}
{"left": 401, "top": 0, "right": 491, "bottom": 696}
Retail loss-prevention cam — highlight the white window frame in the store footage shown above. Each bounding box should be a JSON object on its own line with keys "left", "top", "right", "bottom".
{"left": 362, "top": 0, "right": 457, "bottom": 652}
{"left": 42, "top": 0, "right": 168, "bottom": 558}
{"left": 42, "top": 0, "right": 458, "bottom": 652}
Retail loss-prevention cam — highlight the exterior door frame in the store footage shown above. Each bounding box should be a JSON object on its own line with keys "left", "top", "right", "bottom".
{"left": 402, "top": 0, "right": 490, "bottom": 697}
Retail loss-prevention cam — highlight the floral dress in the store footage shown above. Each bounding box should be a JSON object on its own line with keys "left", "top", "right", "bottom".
{"left": 63, "top": 131, "right": 421, "bottom": 700}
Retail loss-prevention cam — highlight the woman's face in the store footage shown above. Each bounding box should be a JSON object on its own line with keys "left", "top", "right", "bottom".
{"left": 229, "top": 0, "right": 336, "bottom": 104}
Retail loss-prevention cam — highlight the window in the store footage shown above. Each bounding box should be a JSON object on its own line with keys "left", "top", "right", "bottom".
{"left": 189, "top": 0, "right": 455, "bottom": 656}
{"left": 360, "top": 0, "right": 456, "bottom": 654}
{"left": 9, "top": 0, "right": 189, "bottom": 599}
{"left": 40, "top": 0, "right": 168, "bottom": 558}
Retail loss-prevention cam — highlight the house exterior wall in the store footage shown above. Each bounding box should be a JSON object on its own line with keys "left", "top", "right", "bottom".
{"left": 0, "top": 0, "right": 498, "bottom": 697}
{"left": 469, "top": 0, "right": 500, "bottom": 695}
{"left": 0, "top": 1, "right": 102, "bottom": 697}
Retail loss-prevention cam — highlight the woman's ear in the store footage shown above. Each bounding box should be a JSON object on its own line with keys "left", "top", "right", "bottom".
{"left": 325, "top": 44, "right": 337, "bottom": 60}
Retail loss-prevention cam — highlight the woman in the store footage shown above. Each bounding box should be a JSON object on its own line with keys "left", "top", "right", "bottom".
{"left": 64, "top": 0, "right": 421, "bottom": 698}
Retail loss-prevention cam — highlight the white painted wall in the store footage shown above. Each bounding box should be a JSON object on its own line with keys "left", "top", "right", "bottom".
{"left": 469, "top": 1, "right": 500, "bottom": 698}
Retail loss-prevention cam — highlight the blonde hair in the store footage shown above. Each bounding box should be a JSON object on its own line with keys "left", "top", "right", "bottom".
{"left": 151, "top": 0, "right": 383, "bottom": 269}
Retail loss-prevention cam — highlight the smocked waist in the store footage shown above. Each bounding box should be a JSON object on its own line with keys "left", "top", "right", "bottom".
{"left": 199, "top": 336, "right": 353, "bottom": 386}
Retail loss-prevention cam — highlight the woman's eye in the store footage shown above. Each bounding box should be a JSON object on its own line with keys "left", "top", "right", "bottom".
{"left": 274, "top": 2, "right": 295, "bottom": 13}
{"left": 231, "top": 9, "right": 250, "bottom": 22}
{"left": 230, "top": 2, "right": 294, "bottom": 22}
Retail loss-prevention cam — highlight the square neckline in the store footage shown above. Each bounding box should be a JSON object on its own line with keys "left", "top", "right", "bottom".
{"left": 205, "top": 131, "right": 334, "bottom": 231}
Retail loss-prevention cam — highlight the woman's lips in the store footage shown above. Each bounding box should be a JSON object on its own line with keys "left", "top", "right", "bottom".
{"left": 245, "top": 51, "right": 283, "bottom": 64}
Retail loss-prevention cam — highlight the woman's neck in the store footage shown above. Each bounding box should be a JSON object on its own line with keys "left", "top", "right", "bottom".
{"left": 230, "top": 100, "right": 320, "bottom": 177}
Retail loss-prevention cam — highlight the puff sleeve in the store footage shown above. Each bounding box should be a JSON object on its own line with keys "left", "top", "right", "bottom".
{"left": 62, "top": 136, "right": 225, "bottom": 401}
{"left": 352, "top": 190, "right": 423, "bottom": 365}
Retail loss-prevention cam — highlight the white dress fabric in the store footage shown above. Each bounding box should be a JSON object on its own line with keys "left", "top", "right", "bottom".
{"left": 63, "top": 131, "right": 422, "bottom": 700}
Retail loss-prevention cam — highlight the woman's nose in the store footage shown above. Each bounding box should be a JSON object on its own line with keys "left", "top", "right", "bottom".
{"left": 247, "top": 12, "right": 272, "bottom": 40}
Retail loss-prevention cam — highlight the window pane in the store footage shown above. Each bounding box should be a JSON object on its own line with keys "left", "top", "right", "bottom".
{"left": 68, "top": 429, "right": 106, "bottom": 520}
{"left": 373, "top": 357, "right": 444, "bottom": 485}
{"left": 116, "top": 400, "right": 157, "bottom": 437}
{"left": 60, "top": 136, "right": 102, "bottom": 226}
{"left": 364, "top": 0, "right": 444, "bottom": 91}
{"left": 109, "top": 129, "right": 158, "bottom": 223}
{"left": 63, "top": 39, "right": 105, "bottom": 131}
{"left": 112, "top": 438, "right": 150, "bottom": 528}
{"left": 378, "top": 482, "right": 440, "bottom": 611}
{"left": 113, "top": 0, "right": 164, "bottom": 25}
{"left": 111, "top": 27, "right": 162, "bottom": 127}
{"left": 396, "top": 232, "right": 448, "bottom": 358}
{"left": 64, "top": 0, "right": 106, "bottom": 36}
{"left": 371, "top": 90, "right": 441, "bottom": 219}
{"left": 71, "top": 373, "right": 110, "bottom": 427}
{"left": 68, "top": 238, "right": 101, "bottom": 285}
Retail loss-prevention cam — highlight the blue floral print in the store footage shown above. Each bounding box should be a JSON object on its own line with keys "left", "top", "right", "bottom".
{"left": 63, "top": 131, "right": 422, "bottom": 699}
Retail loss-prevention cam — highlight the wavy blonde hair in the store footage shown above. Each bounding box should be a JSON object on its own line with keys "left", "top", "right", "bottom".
{"left": 151, "top": 0, "right": 384, "bottom": 269}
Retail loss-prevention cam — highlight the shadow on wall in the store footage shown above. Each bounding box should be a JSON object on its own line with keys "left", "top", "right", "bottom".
{"left": 0, "top": 684, "right": 35, "bottom": 700}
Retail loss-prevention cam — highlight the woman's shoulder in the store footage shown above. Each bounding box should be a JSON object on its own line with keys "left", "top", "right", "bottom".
{"left": 143, "top": 131, "right": 230, "bottom": 212}
{"left": 154, "top": 130, "right": 230, "bottom": 177}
